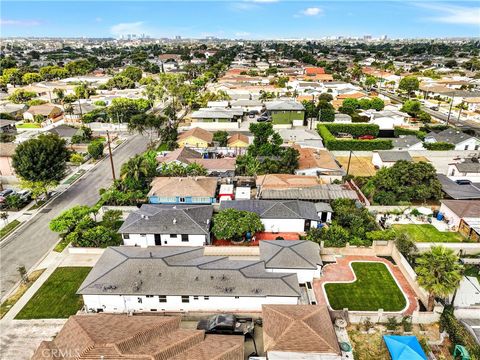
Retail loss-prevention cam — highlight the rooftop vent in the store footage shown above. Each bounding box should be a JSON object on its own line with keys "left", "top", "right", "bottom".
{"left": 173, "top": 218, "right": 177, "bottom": 224}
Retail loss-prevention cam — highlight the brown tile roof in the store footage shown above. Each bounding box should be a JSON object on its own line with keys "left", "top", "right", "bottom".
{"left": 256, "top": 174, "right": 320, "bottom": 189}
{"left": 302, "top": 74, "right": 334, "bottom": 82}
{"left": 227, "top": 133, "right": 249, "bottom": 146}
{"left": 26, "top": 104, "right": 62, "bottom": 116}
{"left": 441, "top": 199, "right": 480, "bottom": 218}
{"left": 148, "top": 177, "right": 217, "bottom": 197}
{"left": 178, "top": 127, "right": 213, "bottom": 143}
{"left": 297, "top": 148, "right": 340, "bottom": 171}
{"left": 305, "top": 67, "right": 326, "bottom": 75}
{"left": 32, "top": 314, "right": 243, "bottom": 360}
{"left": 157, "top": 147, "right": 202, "bottom": 164}
{"left": 262, "top": 305, "right": 341, "bottom": 355}
{"left": 189, "top": 158, "right": 236, "bottom": 171}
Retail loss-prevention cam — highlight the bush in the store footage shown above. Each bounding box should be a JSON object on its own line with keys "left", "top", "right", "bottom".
{"left": 87, "top": 141, "right": 104, "bottom": 159}
{"left": 322, "top": 123, "right": 380, "bottom": 137}
{"left": 441, "top": 307, "right": 480, "bottom": 359}
{"left": 394, "top": 127, "right": 425, "bottom": 140}
{"left": 318, "top": 124, "right": 393, "bottom": 151}
{"left": 69, "top": 153, "right": 84, "bottom": 165}
{"left": 423, "top": 142, "right": 455, "bottom": 151}
{"left": 386, "top": 317, "right": 399, "bottom": 331}
{"left": 402, "top": 316, "right": 413, "bottom": 332}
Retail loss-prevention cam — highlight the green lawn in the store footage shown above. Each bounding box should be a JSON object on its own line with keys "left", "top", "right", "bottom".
{"left": 0, "top": 220, "right": 21, "bottom": 239}
{"left": 325, "top": 262, "right": 407, "bottom": 311}
{"left": 16, "top": 123, "right": 41, "bottom": 128}
{"left": 15, "top": 267, "right": 91, "bottom": 319}
{"left": 393, "top": 224, "right": 466, "bottom": 243}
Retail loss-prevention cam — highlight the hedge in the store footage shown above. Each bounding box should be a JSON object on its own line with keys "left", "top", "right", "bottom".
{"left": 423, "top": 142, "right": 455, "bottom": 151}
{"left": 323, "top": 123, "right": 380, "bottom": 137}
{"left": 393, "top": 127, "right": 426, "bottom": 140}
{"left": 441, "top": 307, "right": 480, "bottom": 359}
{"left": 318, "top": 125, "right": 393, "bottom": 151}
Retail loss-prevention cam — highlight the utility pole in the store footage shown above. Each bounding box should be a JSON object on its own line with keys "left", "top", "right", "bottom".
{"left": 346, "top": 150, "right": 353, "bottom": 177}
{"left": 106, "top": 130, "right": 116, "bottom": 181}
{"left": 446, "top": 96, "right": 454, "bottom": 126}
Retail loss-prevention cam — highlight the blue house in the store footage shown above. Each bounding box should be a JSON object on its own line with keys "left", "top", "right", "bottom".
{"left": 148, "top": 177, "right": 217, "bottom": 205}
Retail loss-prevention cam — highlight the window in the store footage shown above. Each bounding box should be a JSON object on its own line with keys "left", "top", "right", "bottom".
{"left": 179, "top": 197, "right": 186, "bottom": 203}
{"left": 123, "top": 234, "right": 130, "bottom": 239}
{"left": 137, "top": 297, "right": 143, "bottom": 304}
{"left": 150, "top": 309, "right": 157, "bottom": 312}
{"left": 158, "top": 296, "right": 167, "bottom": 303}
{"left": 146, "top": 295, "right": 153, "bottom": 298}
{"left": 181, "top": 296, "right": 190, "bottom": 303}
{"left": 170, "top": 234, "right": 178, "bottom": 238}
{"left": 182, "top": 234, "right": 189, "bottom": 242}
{"left": 140, "top": 234, "right": 146, "bottom": 237}
{"left": 193, "top": 296, "right": 199, "bottom": 300}
{"left": 235, "top": 296, "right": 239, "bottom": 299}
{"left": 204, "top": 296, "right": 209, "bottom": 300}
{"left": 475, "top": 145, "right": 479, "bottom": 150}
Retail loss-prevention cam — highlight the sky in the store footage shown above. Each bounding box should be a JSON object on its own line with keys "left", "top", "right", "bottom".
{"left": 1, "top": 1, "right": 479, "bottom": 39}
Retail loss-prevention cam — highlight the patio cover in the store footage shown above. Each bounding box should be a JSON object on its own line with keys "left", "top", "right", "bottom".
{"left": 383, "top": 335, "right": 428, "bottom": 360}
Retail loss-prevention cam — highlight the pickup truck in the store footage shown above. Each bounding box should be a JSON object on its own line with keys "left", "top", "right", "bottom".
{"left": 197, "top": 314, "right": 254, "bottom": 335}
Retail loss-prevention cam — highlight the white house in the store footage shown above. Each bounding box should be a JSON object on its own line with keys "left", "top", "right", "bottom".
{"left": 439, "top": 199, "right": 480, "bottom": 229}
{"left": 260, "top": 240, "right": 322, "bottom": 284}
{"left": 392, "top": 135, "right": 424, "bottom": 150}
{"left": 372, "top": 151, "right": 412, "bottom": 168}
{"left": 118, "top": 204, "right": 213, "bottom": 247}
{"left": 360, "top": 109, "right": 410, "bottom": 131}
{"left": 424, "top": 129, "right": 480, "bottom": 151}
{"left": 220, "top": 200, "right": 321, "bottom": 233}
{"left": 447, "top": 157, "right": 480, "bottom": 183}
{"left": 78, "top": 246, "right": 301, "bottom": 313}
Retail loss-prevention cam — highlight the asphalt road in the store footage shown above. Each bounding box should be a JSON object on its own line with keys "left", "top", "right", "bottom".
{"left": 0, "top": 134, "right": 148, "bottom": 300}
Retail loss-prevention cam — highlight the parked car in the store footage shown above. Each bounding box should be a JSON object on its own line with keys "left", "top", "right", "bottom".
{"left": 17, "top": 189, "right": 32, "bottom": 202}
{"left": 257, "top": 116, "right": 270, "bottom": 122}
{"left": 429, "top": 106, "right": 439, "bottom": 111}
{"left": 0, "top": 189, "right": 15, "bottom": 204}
{"left": 248, "top": 110, "right": 259, "bottom": 118}
{"left": 337, "top": 132, "right": 353, "bottom": 139}
{"left": 359, "top": 135, "right": 375, "bottom": 140}
{"left": 197, "top": 314, "right": 254, "bottom": 335}
{"left": 455, "top": 179, "right": 472, "bottom": 185}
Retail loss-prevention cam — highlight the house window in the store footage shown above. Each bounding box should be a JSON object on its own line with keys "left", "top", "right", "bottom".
{"left": 158, "top": 296, "right": 167, "bottom": 303}
{"left": 235, "top": 296, "right": 239, "bottom": 299}
{"left": 181, "top": 296, "right": 190, "bottom": 303}
{"left": 124, "top": 234, "right": 130, "bottom": 239}
{"left": 204, "top": 296, "right": 209, "bottom": 300}
{"left": 465, "top": 145, "right": 469, "bottom": 150}
{"left": 475, "top": 145, "right": 479, "bottom": 150}
{"left": 150, "top": 309, "right": 157, "bottom": 312}
{"left": 181, "top": 234, "right": 189, "bottom": 242}
{"left": 137, "top": 297, "right": 143, "bottom": 304}
{"left": 140, "top": 234, "right": 146, "bottom": 237}
{"left": 193, "top": 296, "right": 199, "bottom": 300}
{"left": 146, "top": 295, "right": 154, "bottom": 298}
{"left": 170, "top": 234, "right": 178, "bottom": 238}
{"left": 179, "top": 197, "right": 186, "bottom": 203}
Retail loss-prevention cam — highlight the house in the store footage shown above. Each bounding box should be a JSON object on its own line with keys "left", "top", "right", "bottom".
{"left": 63, "top": 103, "right": 97, "bottom": 123}
{"left": 264, "top": 101, "right": 305, "bottom": 127}
{"left": 447, "top": 157, "right": 480, "bottom": 182}
{"left": 157, "top": 147, "right": 202, "bottom": 165}
{"left": 119, "top": 204, "right": 213, "bottom": 247}
{"left": 227, "top": 133, "right": 249, "bottom": 148}
{"left": 220, "top": 200, "right": 320, "bottom": 233}
{"left": 32, "top": 314, "right": 244, "bottom": 360}
{"left": 189, "top": 108, "right": 242, "bottom": 127}
{"left": 424, "top": 129, "right": 480, "bottom": 151}
{"left": 372, "top": 151, "right": 412, "bottom": 168}
{"left": 148, "top": 177, "right": 217, "bottom": 204}
{"left": 295, "top": 148, "right": 344, "bottom": 182}
{"left": 258, "top": 185, "right": 358, "bottom": 204}
{"left": 277, "top": 129, "right": 324, "bottom": 149}
{"left": 452, "top": 276, "right": 480, "bottom": 319}
{"left": 229, "top": 99, "right": 263, "bottom": 113}
{"left": 315, "top": 202, "right": 333, "bottom": 223}
{"left": 218, "top": 184, "right": 234, "bottom": 201}
{"left": 48, "top": 124, "right": 81, "bottom": 142}
{"left": 77, "top": 246, "right": 301, "bottom": 313}
{"left": 260, "top": 240, "right": 322, "bottom": 283}
{"left": 437, "top": 174, "right": 480, "bottom": 200}
{"left": 0, "top": 103, "right": 27, "bottom": 118}
{"left": 439, "top": 200, "right": 480, "bottom": 241}
{"left": 23, "top": 103, "right": 63, "bottom": 124}
{"left": 0, "top": 142, "right": 17, "bottom": 181}
{"left": 334, "top": 113, "right": 352, "bottom": 123}
{"left": 256, "top": 174, "right": 320, "bottom": 190}
{"left": 262, "top": 304, "right": 341, "bottom": 360}
{"left": 360, "top": 109, "right": 410, "bottom": 132}
{"left": 0, "top": 119, "right": 17, "bottom": 134}
{"left": 177, "top": 127, "right": 213, "bottom": 148}
{"left": 392, "top": 135, "right": 424, "bottom": 150}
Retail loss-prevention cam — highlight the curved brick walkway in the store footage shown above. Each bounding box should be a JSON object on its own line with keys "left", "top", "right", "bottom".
{"left": 313, "top": 256, "right": 418, "bottom": 315}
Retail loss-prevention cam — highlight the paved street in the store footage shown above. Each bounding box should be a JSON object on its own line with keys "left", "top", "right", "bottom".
{"left": 0, "top": 134, "right": 147, "bottom": 300}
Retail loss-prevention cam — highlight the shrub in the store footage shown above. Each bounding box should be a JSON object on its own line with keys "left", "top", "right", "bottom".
{"left": 386, "top": 317, "right": 399, "bottom": 331}
{"left": 366, "top": 229, "right": 396, "bottom": 241}
{"left": 440, "top": 307, "right": 480, "bottom": 359}
{"left": 322, "top": 123, "right": 380, "bottom": 137}
{"left": 394, "top": 127, "right": 426, "bottom": 140}
{"left": 69, "top": 153, "right": 84, "bottom": 165}
{"left": 423, "top": 142, "right": 455, "bottom": 151}
{"left": 402, "top": 316, "right": 413, "bottom": 332}
{"left": 87, "top": 141, "right": 104, "bottom": 159}
{"left": 318, "top": 124, "right": 393, "bottom": 151}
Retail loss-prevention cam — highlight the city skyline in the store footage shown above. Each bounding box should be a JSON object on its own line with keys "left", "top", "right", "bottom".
{"left": 1, "top": 1, "right": 479, "bottom": 39}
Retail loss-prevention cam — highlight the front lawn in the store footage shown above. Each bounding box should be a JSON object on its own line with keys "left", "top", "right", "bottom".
{"left": 0, "top": 220, "right": 21, "bottom": 239}
{"left": 16, "top": 123, "right": 41, "bottom": 129}
{"left": 15, "top": 267, "right": 91, "bottom": 319}
{"left": 325, "top": 262, "right": 406, "bottom": 311}
{"left": 393, "top": 224, "right": 466, "bottom": 243}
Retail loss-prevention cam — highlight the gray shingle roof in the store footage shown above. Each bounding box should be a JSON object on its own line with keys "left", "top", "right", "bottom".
{"left": 77, "top": 246, "right": 301, "bottom": 298}
{"left": 118, "top": 204, "right": 213, "bottom": 235}
{"left": 219, "top": 200, "right": 320, "bottom": 221}
{"left": 259, "top": 186, "right": 358, "bottom": 202}
{"left": 265, "top": 101, "right": 304, "bottom": 111}
{"left": 392, "top": 135, "right": 422, "bottom": 149}
{"left": 426, "top": 129, "right": 476, "bottom": 145}
{"left": 454, "top": 159, "right": 480, "bottom": 174}
{"left": 260, "top": 240, "right": 322, "bottom": 270}
{"left": 437, "top": 174, "right": 480, "bottom": 200}
{"left": 377, "top": 151, "right": 412, "bottom": 162}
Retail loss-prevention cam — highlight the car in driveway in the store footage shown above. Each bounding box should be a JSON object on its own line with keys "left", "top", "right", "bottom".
{"left": 197, "top": 314, "right": 254, "bottom": 335}
{"left": 0, "top": 189, "right": 15, "bottom": 206}
{"left": 257, "top": 116, "right": 270, "bottom": 122}
{"left": 248, "top": 110, "right": 259, "bottom": 118}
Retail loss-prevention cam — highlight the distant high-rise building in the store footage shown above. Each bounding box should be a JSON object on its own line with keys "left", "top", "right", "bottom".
{"left": 175, "top": 35, "right": 182, "bottom": 40}
{"left": 364, "top": 35, "right": 372, "bottom": 41}
{"left": 380, "top": 35, "right": 388, "bottom": 40}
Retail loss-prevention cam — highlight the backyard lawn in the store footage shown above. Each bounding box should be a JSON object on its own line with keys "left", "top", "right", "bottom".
{"left": 325, "top": 262, "right": 406, "bottom": 311}
{"left": 393, "top": 224, "right": 466, "bottom": 243}
{"left": 15, "top": 267, "right": 91, "bottom": 319}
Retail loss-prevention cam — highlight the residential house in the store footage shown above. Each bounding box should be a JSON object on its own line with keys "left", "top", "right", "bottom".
{"left": 0, "top": 103, "right": 26, "bottom": 119}
{"left": 260, "top": 240, "right": 322, "bottom": 284}
{"left": 360, "top": 109, "right": 410, "bottom": 133}
{"left": 392, "top": 135, "right": 424, "bottom": 150}
{"left": 220, "top": 200, "right": 320, "bottom": 233}
{"left": 148, "top": 177, "right": 217, "bottom": 205}
{"left": 48, "top": 124, "right": 81, "bottom": 143}
{"left": 0, "top": 119, "right": 17, "bottom": 134}
{"left": 447, "top": 157, "right": 480, "bottom": 182}
{"left": 264, "top": 101, "right": 305, "bottom": 127}
{"left": 23, "top": 103, "right": 63, "bottom": 125}
{"left": 465, "top": 97, "right": 480, "bottom": 112}
{"left": 227, "top": 133, "right": 249, "bottom": 148}
{"left": 78, "top": 246, "right": 301, "bottom": 313}
{"left": 439, "top": 200, "right": 480, "bottom": 241}
{"left": 177, "top": 127, "right": 213, "bottom": 148}
{"left": 424, "top": 129, "right": 480, "bottom": 151}
{"left": 452, "top": 276, "right": 480, "bottom": 320}
{"left": 189, "top": 108, "right": 243, "bottom": 129}
{"left": 32, "top": 314, "right": 244, "bottom": 360}
{"left": 372, "top": 151, "right": 413, "bottom": 168}
{"left": 119, "top": 204, "right": 213, "bottom": 247}
{"left": 437, "top": 174, "right": 480, "bottom": 200}
{"left": 229, "top": 99, "right": 263, "bottom": 113}
{"left": 256, "top": 174, "right": 320, "bottom": 190}
{"left": 262, "top": 304, "right": 341, "bottom": 360}
{"left": 277, "top": 129, "right": 324, "bottom": 149}
{"left": 64, "top": 103, "right": 97, "bottom": 124}
{"left": 0, "top": 142, "right": 17, "bottom": 182}
{"left": 334, "top": 113, "right": 352, "bottom": 123}
{"left": 295, "top": 148, "right": 344, "bottom": 182}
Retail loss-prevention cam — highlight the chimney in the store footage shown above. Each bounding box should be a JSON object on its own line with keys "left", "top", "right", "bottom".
{"left": 173, "top": 218, "right": 177, "bottom": 224}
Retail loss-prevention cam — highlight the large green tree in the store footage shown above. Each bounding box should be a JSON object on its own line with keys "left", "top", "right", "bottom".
{"left": 212, "top": 209, "right": 264, "bottom": 241}
{"left": 416, "top": 246, "right": 463, "bottom": 311}
{"left": 12, "top": 134, "right": 70, "bottom": 185}
{"left": 399, "top": 76, "right": 420, "bottom": 96}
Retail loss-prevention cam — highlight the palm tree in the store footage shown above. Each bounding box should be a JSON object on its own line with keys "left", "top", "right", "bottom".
{"left": 120, "top": 155, "right": 155, "bottom": 189}
{"left": 416, "top": 246, "right": 463, "bottom": 311}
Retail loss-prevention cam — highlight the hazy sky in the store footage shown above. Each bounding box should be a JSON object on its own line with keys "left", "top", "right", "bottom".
{"left": 1, "top": 1, "right": 479, "bottom": 39}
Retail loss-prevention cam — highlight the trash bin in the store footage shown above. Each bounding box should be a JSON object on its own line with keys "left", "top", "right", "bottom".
{"left": 437, "top": 212, "right": 443, "bottom": 221}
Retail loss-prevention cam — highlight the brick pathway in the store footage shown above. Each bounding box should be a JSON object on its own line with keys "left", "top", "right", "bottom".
{"left": 313, "top": 256, "right": 418, "bottom": 315}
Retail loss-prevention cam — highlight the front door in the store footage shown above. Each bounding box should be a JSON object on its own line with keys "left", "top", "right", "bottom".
{"left": 154, "top": 234, "right": 161, "bottom": 245}
{"left": 304, "top": 219, "right": 311, "bottom": 231}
